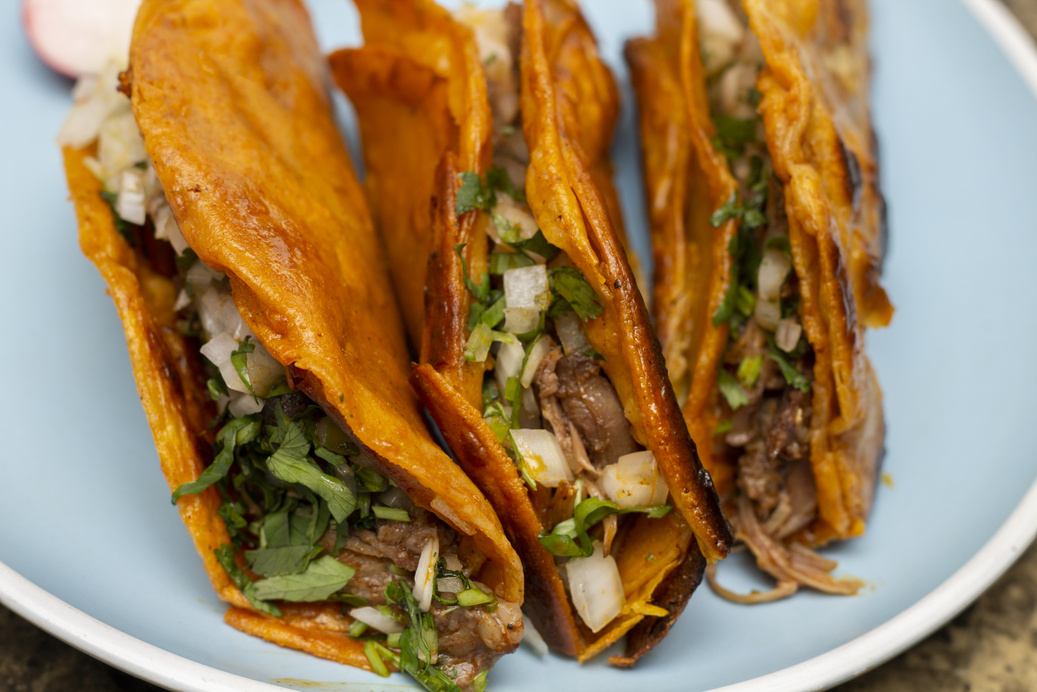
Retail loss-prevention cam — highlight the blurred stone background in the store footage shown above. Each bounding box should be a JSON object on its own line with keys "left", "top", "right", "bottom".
{"left": 4, "top": 1, "right": 1037, "bottom": 690}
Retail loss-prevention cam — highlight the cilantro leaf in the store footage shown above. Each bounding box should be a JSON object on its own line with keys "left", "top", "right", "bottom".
{"left": 488, "top": 251, "right": 536, "bottom": 275}
{"left": 767, "top": 347, "right": 811, "bottom": 392}
{"left": 455, "top": 172, "right": 492, "bottom": 216}
{"left": 717, "top": 368, "right": 750, "bottom": 410}
{"left": 538, "top": 497, "right": 671, "bottom": 558}
{"left": 486, "top": 166, "right": 525, "bottom": 203}
{"left": 265, "top": 420, "right": 357, "bottom": 523}
{"left": 215, "top": 544, "right": 281, "bottom": 616}
{"left": 252, "top": 555, "right": 356, "bottom": 602}
{"left": 453, "top": 244, "right": 489, "bottom": 301}
{"left": 385, "top": 581, "right": 461, "bottom": 692}
{"left": 548, "top": 267, "right": 602, "bottom": 322}
{"left": 172, "top": 416, "right": 259, "bottom": 502}
{"left": 245, "top": 545, "right": 316, "bottom": 577}
{"left": 511, "top": 230, "right": 560, "bottom": 261}
{"left": 231, "top": 337, "right": 258, "bottom": 400}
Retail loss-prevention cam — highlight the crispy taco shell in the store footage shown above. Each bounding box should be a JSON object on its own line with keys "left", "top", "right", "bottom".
{"left": 65, "top": 0, "right": 522, "bottom": 674}
{"left": 626, "top": 0, "right": 889, "bottom": 595}
{"left": 335, "top": 0, "right": 731, "bottom": 662}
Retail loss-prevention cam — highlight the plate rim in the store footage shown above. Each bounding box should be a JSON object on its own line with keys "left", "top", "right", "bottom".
{"left": 3, "top": 0, "right": 1037, "bottom": 690}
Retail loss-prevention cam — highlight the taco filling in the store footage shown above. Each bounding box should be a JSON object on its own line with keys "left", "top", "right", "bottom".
{"left": 452, "top": 7, "right": 674, "bottom": 635}
{"left": 61, "top": 61, "right": 521, "bottom": 692}
{"left": 691, "top": 0, "right": 862, "bottom": 601}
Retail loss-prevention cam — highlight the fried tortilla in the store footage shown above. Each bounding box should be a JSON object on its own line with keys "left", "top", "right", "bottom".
{"left": 332, "top": 0, "right": 732, "bottom": 665}
{"left": 626, "top": 0, "right": 891, "bottom": 601}
{"left": 61, "top": 0, "right": 524, "bottom": 688}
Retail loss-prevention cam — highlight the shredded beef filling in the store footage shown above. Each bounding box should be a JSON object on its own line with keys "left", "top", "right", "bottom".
{"left": 326, "top": 510, "right": 522, "bottom": 689}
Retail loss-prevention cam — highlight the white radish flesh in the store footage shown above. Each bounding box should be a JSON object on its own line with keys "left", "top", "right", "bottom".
{"left": 23, "top": 0, "right": 143, "bottom": 78}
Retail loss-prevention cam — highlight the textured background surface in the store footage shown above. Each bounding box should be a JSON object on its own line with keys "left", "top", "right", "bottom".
{"left": 4, "top": 1, "right": 1037, "bottom": 691}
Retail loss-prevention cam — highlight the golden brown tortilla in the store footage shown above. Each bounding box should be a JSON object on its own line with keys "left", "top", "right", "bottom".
{"left": 626, "top": 0, "right": 890, "bottom": 583}
{"left": 66, "top": 0, "right": 522, "bottom": 671}
{"left": 335, "top": 0, "right": 732, "bottom": 663}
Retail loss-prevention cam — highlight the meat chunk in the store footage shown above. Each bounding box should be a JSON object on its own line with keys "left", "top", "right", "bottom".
{"left": 553, "top": 353, "right": 637, "bottom": 467}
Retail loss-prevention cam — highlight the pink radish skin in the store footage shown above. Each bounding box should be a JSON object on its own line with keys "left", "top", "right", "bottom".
{"left": 23, "top": 0, "right": 142, "bottom": 78}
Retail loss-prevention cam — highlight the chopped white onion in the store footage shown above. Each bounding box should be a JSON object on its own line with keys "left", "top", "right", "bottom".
{"left": 521, "top": 615, "right": 549, "bottom": 657}
{"left": 198, "top": 287, "right": 250, "bottom": 341}
{"left": 695, "top": 0, "right": 744, "bottom": 73}
{"left": 96, "top": 109, "right": 148, "bottom": 190}
{"left": 719, "top": 62, "right": 759, "bottom": 119}
{"left": 443, "top": 554, "right": 463, "bottom": 572}
{"left": 775, "top": 318, "right": 803, "bottom": 353}
{"left": 414, "top": 534, "right": 440, "bottom": 613}
{"left": 520, "top": 336, "right": 551, "bottom": 388}
{"left": 510, "top": 429, "right": 573, "bottom": 487}
{"left": 504, "top": 264, "right": 549, "bottom": 311}
{"left": 152, "top": 203, "right": 190, "bottom": 255}
{"left": 186, "top": 259, "right": 222, "bottom": 293}
{"left": 554, "top": 312, "right": 589, "bottom": 356}
{"left": 753, "top": 297, "right": 781, "bottom": 331}
{"left": 350, "top": 606, "right": 404, "bottom": 635}
{"left": 55, "top": 64, "right": 127, "bottom": 148}
{"left": 245, "top": 345, "right": 283, "bottom": 399}
{"left": 503, "top": 307, "right": 540, "bottom": 335}
{"left": 494, "top": 340, "right": 525, "bottom": 393}
{"left": 565, "top": 542, "right": 625, "bottom": 633}
{"left": 599, "top": 450, "right": 669, "bottom": 508}
{"left": 228, "top": 391, "right": 264, "bottom": 418}
{"left": 757, "top": 246, "right": 792, "bottom": 302}
{"left": 492, "top": 196, "right": 539, "bottom": 243}
{"left": 437, "top": 576, "right": 465, "bottom": 595}
{"left": 199, "top": 332, "right": 246, "bottom": 394}
{"left": 116, "top": 168, "right": 146, "bottom": 225}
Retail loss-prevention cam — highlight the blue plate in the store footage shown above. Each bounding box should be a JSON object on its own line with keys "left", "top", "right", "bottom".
{"left": 3, "top": 1, "right": 1037, "bottom": 690}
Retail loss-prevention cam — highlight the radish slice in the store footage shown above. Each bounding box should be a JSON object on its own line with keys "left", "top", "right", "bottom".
{"left": 510, "top": 429, "right": 572, "bottom": 488}
{"left": 350, "top": 606, "right": 404, "bottom": 635}
{"left": 23, "top": 0, "right": 143, "bottom": 78}
{"left": 565, "top": 542, "right": 625, "bottom": 633}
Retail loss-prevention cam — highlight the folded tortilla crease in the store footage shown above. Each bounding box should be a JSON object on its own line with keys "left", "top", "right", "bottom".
{"left": 334, "top": 0, "right": 731, "bottom": 662}
{"left": 66, "top": 0, "right": 522, "bottom": 672}
{"left": 626, "top": 0, "right": 889, "bottom": 552}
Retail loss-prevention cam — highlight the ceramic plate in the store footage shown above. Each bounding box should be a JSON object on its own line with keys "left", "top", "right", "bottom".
{"left": 3, "top": 1, "right": 1037, "bottom": 690}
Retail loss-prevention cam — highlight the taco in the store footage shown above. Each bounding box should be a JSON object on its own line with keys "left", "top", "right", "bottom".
{"left": 331, "top": 0, "right": 732, "bottom": 664}
{"left": 625, "top": 0, "right": 892, "bottom": 602}
{"left": 59, "top": 0, "right": 525, "bottom": 689}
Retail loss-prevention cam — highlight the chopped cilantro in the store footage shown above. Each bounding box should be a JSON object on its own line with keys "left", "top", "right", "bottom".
{"left": 548, "top": 267, "right": 602, "bottom": 322}
{"left": 767, "top": 347, "right": 810, "bottom": 392}
{"left": 538, "top": 498, "right": 671, "bottom": 558}
{"left": 230, "top": 337, "right": 258, "bottom": 400}
{"left": 736, "top": 355, "right": 762, "bottom": 388}
{"left": 372, "top": 506, "right": 411, "bottom": 522}
{"left": 717, "top": 368, "right": 750, "bottom": 410}
{"left": 252, "top": 556, "right": 356, "bottom": 602}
